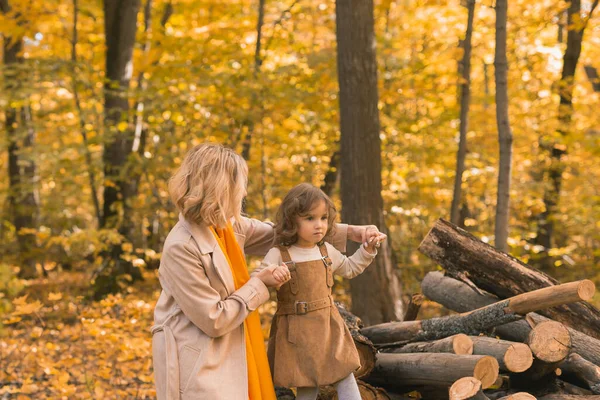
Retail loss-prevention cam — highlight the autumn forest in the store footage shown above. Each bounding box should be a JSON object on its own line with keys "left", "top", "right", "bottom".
{"left": 1, "top": 0, "right": 599, "bottom": 398}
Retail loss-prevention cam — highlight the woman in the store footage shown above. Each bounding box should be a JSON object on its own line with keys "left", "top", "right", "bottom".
{"left": 151, "top": 143, "right": 386, "bottom": 400}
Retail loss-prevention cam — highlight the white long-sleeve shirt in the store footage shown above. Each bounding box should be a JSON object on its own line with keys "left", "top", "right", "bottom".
{"left": 255, "top": 242, "right": 376, "bottom": 279}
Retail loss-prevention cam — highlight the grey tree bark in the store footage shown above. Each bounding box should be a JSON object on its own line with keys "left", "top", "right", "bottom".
{"left": 2, "top": 0, "right": 39, "bottom": 278}
{"left": 535, "top": 0, "right": 598, "bottom": 265}
{"left": 494, "top": 0, "right": 513, "bottom": 253}
{"left": 335, "top": 0, "right": 403, "bottom": 325}
{"left": 94, "top": 0, "right": 142, "bottom": 297}
{"left": 71, "top": 0, "right": 102, "bottom": 227}
{"left": 450, "top": 0, "right": 475, "bottom": 225}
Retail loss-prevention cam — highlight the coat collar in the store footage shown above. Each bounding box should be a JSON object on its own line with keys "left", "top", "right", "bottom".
{"left": 178, "top": 214, "right": 235, "bottom": 294}
{"left": 178, "top": 213, "right": 218, "bottom": 255}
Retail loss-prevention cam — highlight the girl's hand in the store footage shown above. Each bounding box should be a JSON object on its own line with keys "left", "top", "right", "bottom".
{"left": 363, "top": 226, "right": 387, "bottom": 254}
{"left": 272, "top": 264, "right": 291, "bottom": 285}
{"left": 256, "top": 264, "right": 290, "bottom": 288}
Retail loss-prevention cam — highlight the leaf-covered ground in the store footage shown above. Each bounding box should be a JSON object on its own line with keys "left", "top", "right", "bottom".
{"left": 0, "top": 267, "right": 287, "bottom": 399}
{"left": 1, "top": 270, "right": 159, "bottom": 399}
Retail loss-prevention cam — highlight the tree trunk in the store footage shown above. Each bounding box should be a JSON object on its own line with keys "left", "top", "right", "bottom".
{"left": 450, "top": 0, "right": 475, "bottom": 225}
{"left": 584, "top": 66, "right": 600, "bottom": 92}
{"left": 321, "top": 147, "right": 340, "bottom": 197}
{"left": 102, "top": 0, "right": 140, "bottom": 230}
{"left": 470, "top": 336, "right": 533, "bottom": 373}
{"left": 493, "top": 0, "right": 513, "bottom": 252}
{"left": 335, "top": 0, "right": 403, "bottom": 325}
{"left": 421, "top": 271, "right": 600, "bottom": 366}
{"left": 418, "top": 219, "right": 600, "bottom": 339}
{"left": 528, "top": 320, "right": 571, "bottom": 363}
{"left": 496, "top": 394, "right": 536, "bottom": 400}
{"left": 72, "top": 0, "right": 102, "bottom": 227}
{"left": 538, "top": 396, "right": 600, "bottom": 400}
{"left": 336, "top": 304, "right": 377, "bottom": 379}
{"left": 366, "top": 353, "right": 499, "bottom": 389}
{"left": 95, "top": 0, "right": 142, "bottom": 297}
{"left": 560, "top": 354, "right": 600, "bottom": 394}
{"left": 402, "top": 293, "right": 424, "bottom": 322}
{"left": 362, "top": 279, "right": 592, "bottom": 345}
{"left": 3, "top": 1, "right": 39, "bottom": 278}
{"left": 382, "top": 334, "right": 473, "bottom": 356}
{"left": 535, "top": 0, "right": 599, "bottom": 260}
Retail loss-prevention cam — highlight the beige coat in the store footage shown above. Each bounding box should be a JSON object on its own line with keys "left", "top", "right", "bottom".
{"left": 152, "top": 214, "right": 348, "bottom": 400}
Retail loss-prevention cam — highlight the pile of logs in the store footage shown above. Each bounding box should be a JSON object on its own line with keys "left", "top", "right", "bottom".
{"left": 315, "top": 219, "right": 600, "bottom": 400}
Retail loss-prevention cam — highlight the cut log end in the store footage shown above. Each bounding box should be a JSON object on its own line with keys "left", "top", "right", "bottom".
{"left": 528, "top": 320, "right": 571, "bottom": 363}
{"left": 497, "top": 393, "right": 536, "bottom": 400}
{"left": 474, "top": 355, "right": 500, "bottom": 389}
{"left": 578, "top": 279, "right": 596, "bottom": 301}
{"left": 453, "top": 333, "right": 475, "bottom": 355}
{"left": 355, "top": 341, "right": 377, "bottom": 378}
{"left": 449, "top": 377, "right": 483, "bottom": 400}
{"left": 504, "top": 343, "right": 534, "bottom": 373}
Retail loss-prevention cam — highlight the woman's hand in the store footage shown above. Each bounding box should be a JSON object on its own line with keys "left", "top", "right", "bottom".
{"left": 256, "top": 264, "right": 290, "bottom": 289}
{"left": 363, "top": 226, "right": 387, "bottom": 254}
{"left": 348, "top": 225, "right": 387, "bottom": 247}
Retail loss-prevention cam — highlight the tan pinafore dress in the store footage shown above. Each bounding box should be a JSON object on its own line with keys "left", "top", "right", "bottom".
{"left": 267, "top": 244, "right": 361, "bottom": 388}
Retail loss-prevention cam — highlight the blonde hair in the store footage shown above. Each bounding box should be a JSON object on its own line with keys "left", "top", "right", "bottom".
{"left": 169, "top": 143, "right": 248, "bottom": 228}
{"left": 275, "top": 183, "right": 337, "bottom": 246}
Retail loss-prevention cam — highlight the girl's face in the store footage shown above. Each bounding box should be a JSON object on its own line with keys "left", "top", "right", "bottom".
{"left": 295, "top": 200, "right": 328, "bottom": 248}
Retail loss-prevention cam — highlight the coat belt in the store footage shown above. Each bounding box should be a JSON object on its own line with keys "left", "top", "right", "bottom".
{"left": 276, "top": 295, "right": 333, "bottom": 315}
{"left": 151, "top": 312, "right": 180, "bottom": 400}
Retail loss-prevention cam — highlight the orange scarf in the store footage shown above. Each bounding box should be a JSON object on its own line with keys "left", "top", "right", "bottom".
{"left": 211, "top": 223, "right": 276, "bottom": 400}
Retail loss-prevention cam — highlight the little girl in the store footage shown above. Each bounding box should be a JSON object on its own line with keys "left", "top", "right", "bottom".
{"left": 257, "top": 183, "right": 384, "bottom": 400}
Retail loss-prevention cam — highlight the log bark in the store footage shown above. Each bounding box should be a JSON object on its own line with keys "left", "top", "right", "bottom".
{"left": 362, "top": 280, "right": 590, "bottom": 345}
{"left": 470, "top": 336, "right": 533, "bottom": 372}
{"left": 493, "top": 0, "right": 513, "bottom": 252}
{"left": 538, "top": 396, "right": 600, "bottom": 400}
{"left": 383, "top": 334, "right": 473, "bottom": 355}
{"left": 450, "top": 0, "right": 475, "bottom": 226}
{"left": 449, "top": 377, "right": 488, "bottom": 400}
{"left": 418, "top": 218, "right": 600, "bottom": 339}
{"left": 337, "top": 304, "right": 377, "bottom": 378}
{"left": 403, "top": 293, "right": 424, "bottom": 321}
{"left": 560, "top": 354, "right": 600, "bottom": 394}
{"left": 366, "top": 353, "right": 499, "bottom": 389}
{"left": 422, "top": 271, "right": 600, "bottom": 366}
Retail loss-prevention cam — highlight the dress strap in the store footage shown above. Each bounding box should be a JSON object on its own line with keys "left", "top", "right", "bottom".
{"left": 277, "top": 246, "right": 296, "bottom": 269}
{"left": 318, "top": 243, "right": 333, "bottom": 268}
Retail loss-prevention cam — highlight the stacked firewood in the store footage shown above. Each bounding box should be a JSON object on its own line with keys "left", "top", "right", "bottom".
{"left": 315, "top": 219, "right": 600, "bottom": 400}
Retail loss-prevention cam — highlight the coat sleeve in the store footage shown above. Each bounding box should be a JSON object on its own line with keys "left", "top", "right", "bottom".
{"left": 239, "top": 216, "right": 349, "bottom": 256}
{"left": 325, "top": 223, "right": 348, "bottom": 254}
{"left": 158, "top": 239, "right": 270, "bottom": 338}
{"left": 238, "top": 217, "right": 277, "bottom": 256}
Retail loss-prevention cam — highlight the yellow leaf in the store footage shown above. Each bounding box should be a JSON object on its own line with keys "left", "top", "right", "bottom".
{"left": 2, "top": 316, "right": 22, "bottom": 325}
{"left": 117, "top": 121, "right": 128, "bottom": 132}
{"left": 12, "top": 300, "right": 43, "bottom": 316}
{"left": 48, "top": 292, "right": 62, "bottom": 301}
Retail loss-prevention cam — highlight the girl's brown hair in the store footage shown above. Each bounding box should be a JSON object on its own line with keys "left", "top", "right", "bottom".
{"left": 275, "top": 183, "right": 337, "bottom": 246}
{"left": 168, "top": 143, "right": 248, "bottom": 228}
